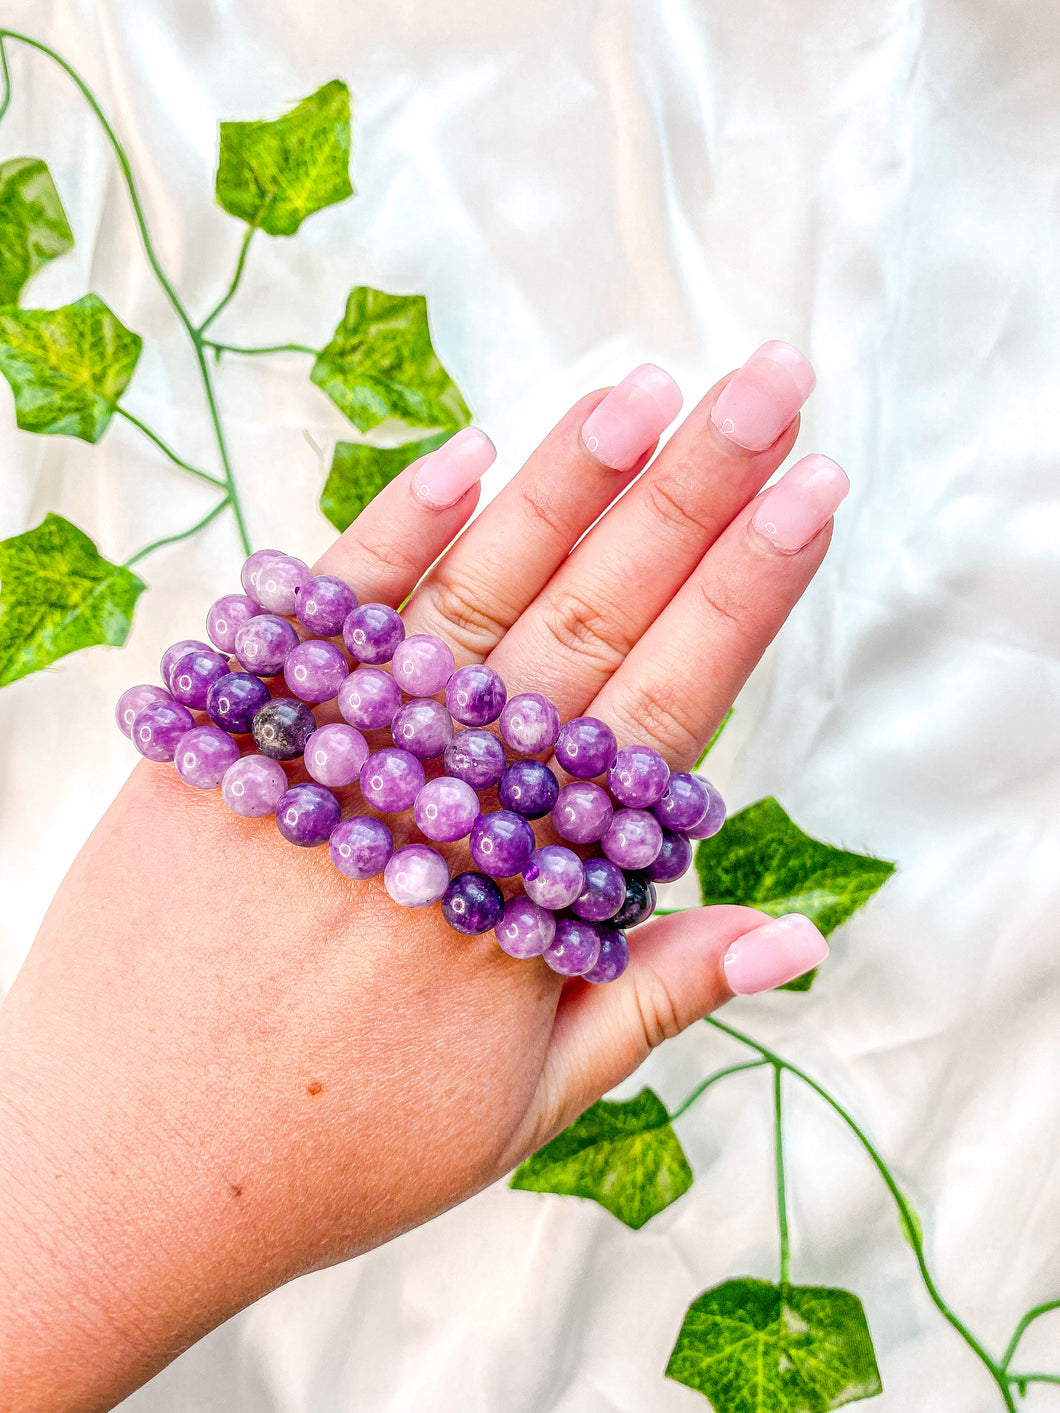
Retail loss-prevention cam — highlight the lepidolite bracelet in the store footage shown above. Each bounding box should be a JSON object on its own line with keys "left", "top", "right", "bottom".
{"left": 115, "top": 551, "right": 726, "bottom": 985}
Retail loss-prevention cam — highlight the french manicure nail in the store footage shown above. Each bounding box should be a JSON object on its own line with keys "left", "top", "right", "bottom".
{"left": 580, "top": 363, "right": 683, "bottom": 471}
{"left": 722, "top": 914, "right": 830, "bottom": 995}
{"left": 710, "top": 340, "right": 816, "bottom": 452}
{"left": 410, "top": 427, "right": 496, "bottom": 509}
{"left": 751, "top": 453, "right": 849, "bottom": 552}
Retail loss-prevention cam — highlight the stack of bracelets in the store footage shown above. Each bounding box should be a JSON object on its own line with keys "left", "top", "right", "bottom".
{"left": 115, "top": 549, "right": 726, "bottom": 986}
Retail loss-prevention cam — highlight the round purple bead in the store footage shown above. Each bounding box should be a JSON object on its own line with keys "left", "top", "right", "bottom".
{"left": 498, "top": 760, "right": 559, "bottom": 819}
{"left": 255, "top": 554, "right": 311, "bottom": 615}
{"left": 413, "top": 776, "right": 480, "bottom": 842}
{"left": 329, "top": 815, "right": 394, "bottom": 880}
{"left": 206, "top": 672, "right": 270, "bottom": 734}
{"left": 555, "top": 716, "right": 618, "bottom": 780}
{"left": 338, "top": 667, "right": 401, "bottom": 730}
{"left": 304, "top": 724, "right": 369, "bottom": 787}
{"left": 391, "top": 634, "right": 455, "bottom": 697}
{"left": 495, "top": 896, "right": 556, "bottom": 958}
{"left": 359, "top": 748, "right": 425, "bottom": 813}
{"left": 275, "top": 783, "right": 341, "bottom": 847}
{"left": 445, "top": 664, "right": 506, "bottom": 727}
{"left": 131, "top": 699, "right": 196, "bottom": 761}
{"left": 469, "top": 809, "right": 536, "bottom": 878}
{"left": 651, "top": 771, "right": 709, "bottom": 832}
{"left": 571, "top": 856, "right": 626, "bottom": 922}
{"left": 646, "top": 828, "right": 694, "bottom": 883}
{"left": 613, "top": 872, "right": 657, "bottom": 929}
{"left": 283, "top": 639, "right": 350, "bottom": 703}
{"left": 115, "top": 683, "right": 171, "bottom": 738}
{"left": 343, "top": 603, "right": 405, "bottom": 665}
{"left": 442, "top": 871, "right": 505, "bottom": 935}
{"left": 169, "top": 649, "right": 230, "bottom": 709}
{"left": 582, "top": 926, "right": 630, "bottom": 985}
{"left": 391, "top": 697, "right": 454, "bottom": 760}
{"left": 601, "top": 808, "right": 664, "bottom": 871}
{"left": 551, "top": 781, "right": 614, "bottom": 844}
{"left": 544, "top": 917, "right": 602, "bottom": 977}
{"left": 684, "top": 779, "right": 727, "bottom": 840}
{"left": 443, "top": 729, "right": 506, "bottom": 789}
{"left": 251, "top": 697, "right": 317, "bottom": 760}
{"left": 295, "top": 574, "right": 357, "bottom": 637}
{"left": 234, "top": 614, "right": 299, "bottom": 677}
{"left": 206, "top": 594, "right": 261, "bottom": 654}
{"left": 240, "top": 548, "right": 283, "bottom": 599}
{"left": 383, "top": 844, "right": 449, "bottom": 908}
{"left": 221, "top": 755, "right": 288, "bottom": 818}
{"left": 160, "top": 638, "right": 210, "bottom": 692}
{"left": 499, "top": 692, "right": 560, "bottom": 755}
{"left": 607, "top": 744, "right": 670, "bottom": 808}
{"left": 174, "top": 726, "right": 240, "bottom": 789}
{"left": 522, "top": 845, "right": 584, "bottom": 911}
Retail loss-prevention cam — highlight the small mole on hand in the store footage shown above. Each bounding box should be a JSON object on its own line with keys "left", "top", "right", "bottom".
{"left": 229, "top": 1182, "right": 243, "bottom": 1199}
{"left": 306, "top": 1080, "right": 324, "bottom": 1095}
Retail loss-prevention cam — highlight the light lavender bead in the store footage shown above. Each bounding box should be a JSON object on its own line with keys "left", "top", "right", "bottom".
{"left": 255, "top": 554, "right": 312, "bottom": 615}
{"left": 283, "top": 639, "right": 350, "bottom": 703}
{"left": 601, "top": 808, "right": 664, "bottom": 870}
{"left": 295, "top": 574, "right": 357, "bottom": 637}
{"left": 131, "top": 699, "right": 195, "bottom": 761}
{"left": 391, "top": 697, "right": 454, "bottom": 760}
{"left": 338, "top": 667, "right": 402, "bottom": 730}
{"left": 445, "top": 664, "right": 506, "bottom": 727}
{"left": 329, "top": 816, "right": 394, "bottom": 880}
{"left": 384, "top": 844, "right": 449, "bottom": 908}
{"left": 551, "top": 781, "right": 614, "bottom": 844}
{"left": 684, "top": 779, "right": 727, "bottom": 840}
{"left": 160, "top": 638, "right": 210, "bottom": 692}
{"left": 443, "top": 729, "right": 507, "bottom": 789}
{"left": 499, "top": 691, "right": 560, "bottom": 755}
{"left": 206, "top": 594, "right": 261, "bottom": 654}
{"left": 554, "top": 715, "right": 618, "bottom": 779}
{"left": 304, "top": 724, "right": 369, "bottom": 787}
{"left": 240, "top": 548, "right": 283, "bottom": 599}
{"left": 359, "top": 748, "right": 425, "bottom": 812}
{"left": 115, "top": 683, "right": 171, "bottom": 738}
{"left": 413, "top": 776, "right": 480, "bottom": 842}
{"left": 582, "top": 927, "right": 630, "bottom": 984}
{"left": 522, "top": 846, "right": 584, "bottom": 910}
{"left": 221, "top": 755, "right": 288, "bottom": 817}
{"left": 391, "top": 633, "right": 455, "bottom": 696}
{"left": 544, "top": 918, "right": 602, "bottom": 977}
{"left": 495, "top": 896, "right": 557, "bottom": 959}
{"left": 607, "top": 744, "right": 670, "bottom": 809}
{"left": 233, "top": 614, "right": 299, "bottom": 676}
{"left": 174, "top": 726, "right": 240, "bottom": 789}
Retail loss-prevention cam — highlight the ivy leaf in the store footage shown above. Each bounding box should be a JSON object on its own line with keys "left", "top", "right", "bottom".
{"left": 0, "top": 157, "right": 75, "bottom": 307}
{"left": 0, "top": 293, "right": 142, "bottom": 442}
{"left": 216, "top": 80, "right": 354, "bottom": 236}
{"left": 311, "top": 287, "right": 472, "bottom": 435}
{"left": 666, "top": 1279, "right": 881, "bottom": 1411}
{"left": 321, "top": 432, "right": 450, "bottom": 532}
{"left": 509, "top": 1088, "right": 692, "bottom": 1229}
{"left": 0, "top": 514, "right": 145, "bottom": 686}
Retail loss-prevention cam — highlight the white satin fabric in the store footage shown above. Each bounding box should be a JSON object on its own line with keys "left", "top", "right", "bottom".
{"left": 2, "top": 0, "right": 1059, "bottom": 1406}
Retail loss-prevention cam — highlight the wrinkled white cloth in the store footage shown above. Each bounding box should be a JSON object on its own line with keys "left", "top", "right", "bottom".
{"left": 2, "top": 0, "right": 1059, "bottom": 1407}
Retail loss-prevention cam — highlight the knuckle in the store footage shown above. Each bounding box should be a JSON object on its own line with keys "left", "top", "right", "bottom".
{"left": 644, "top": 475, "right": 712, "bottom": 542}
{"left": 609, "top": 680, "right": 702, "bottom": 765}
{"left": 632, "top": 965, "right": 685, "bottom": 1051}
{"left": 356, "top": 533, "right": 422, "bottom": 593}
{"left": 695, "top": 579, "right": 757, "bottom": 650}
{"left": 519, "top": 483, "right": 570, "bottom": 549}
{"left": 538, "top": 587, "right": 632, "bottom": 675}
{"left": 421, "top": 564, "right": 512, "bottom": 657}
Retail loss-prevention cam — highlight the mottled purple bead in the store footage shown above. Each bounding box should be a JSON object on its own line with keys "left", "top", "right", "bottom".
{"left": 442, "top": 871, "right": 505, "bottom": 935}
{"left": 206, "top": 672, "right": 270, "bottom": 734}
{"left": 544, "top": 917, "right": 602, "bottom": 977}
{"left": 275, "top": 783, "right": 341, "bottom": 847}
{"left": 329, "top": 815, "right": 394, "bottom": 880}
{"left": 607, "top": 744, "right": 670, "bottom": 808}
{"left": 445, "top": 664, "right": 506, "bottom": 727}
{"left": 499, "top": 692, "right": 560, "bottom": 755}
{"left": 551, "top": 781, "right": 614, "bottom": 844}
{"left": 131, "top": 699, "right": 195, "bottom": 761}
{"left": 338, "top": 667, "right": 401, "bottom": 730}
{"left": 169, "top": 649, "right": 229, "bottom": 709}
{"left": 571, "top": 856, "right": 626, "bottom": 922}
{"left": 391, "top": 634, "right": 455, "bottom": 697}
{"left": 522, "top": 845, "right": 584, "bottom": 911}
{"left": 304, "top": 724, "right": 369, "bottom": 787}
{"left": 206, "top": 594, "right": 261, "bottom": 654}
{"left": 684, "top": 779, "right": 727, "bottom": 840}
{"left": 498, "top": 760, "right": 559, "bottom": 819}
{"left": 160, "top": 638, "right": 210, "bottom": 692}
{"left": 221, "top": 754, "right": 288, "bottom": 817}
{"left": 116, "top": 683, "right": 170, "bottom": 738}
{"left": 443, "top": 729, "right": 506, "bottom": 789}
{"left": 174, "top": 725, "right": 240, "bottom": 789}
{"left": 343, "top": 602, "right": 405, "bottom": 665}
{"left": 469, "top": 809, "right": 536, "bottom": 878}
{"left": 295, "top": 574, "right": 357, "bottom": 637}
{"left": 651, "top": 771, "right": 709, "bottom": 832}
{"left": 283, "top": 639, "right": 350, "bottom": 703}
{"left": 255, "top": 554, "right": 311, "bottom": 615}
{"left": 359, "top": 748, "right": 425, "bottom": 812}
{"left": 384, "top": 844, "right": 449, "bottom": 908}
{"left": 234, "top": 614, "right": 299, "bottom": 676}
{"left": 602, "top": 808, "right": 664, "bottom": 870}
{"left": 391, "top": 697, "right": 454, "bottom": 760}
{"left": 646, "top": 828, "right": 694, "bottom": 883}
{"left": 413, "top": 776, "right": 480, "bottom": 842}
{"left": 613, "top": 872, "right": 657, "bottom": 929}
{"left": 555, "top": 716, "right": 618, "bottom": 780}
{"left": 582, "top": 927, "right": 630, "bottom": 984}
{"left": 495, "top": 896, "right": 556, "bottom": 958}
{"left": 240, "top": 547, "right": 283, "bottom": 599}
{"left": 251, "top": 697, "right": 317, "bottom": 760}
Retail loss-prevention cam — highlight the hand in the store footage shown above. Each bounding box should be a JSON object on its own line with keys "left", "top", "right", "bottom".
{"left": 0, "top": 343, "right": 846, "bottom": 1413}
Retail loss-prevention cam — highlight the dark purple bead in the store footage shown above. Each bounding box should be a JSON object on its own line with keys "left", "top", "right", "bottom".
{"left": 391, "top": 697, "right": 454, "bottom": 760}
{"left": 206, "top": 594, "right": 261, "bottom": 654}
{"left": 359, "top": 748, "right": 425, "bottom": 812}
{"left": 160, "top": 638, "right": 210, "bottom": 692}
{"left": 283, "top": 639, "right": 350, "bottom": 703}
{"left": 445, "top": 664, "right": 506, "bottom": 727}
{"left": 234, "top": 614, "right": 299, "bottom": 677}
{"left": 343, "top": 602, "right": 405, "bottom": 664}
{"left": 338, "top": 667, "right": 402, "bottom": 730}
{"left": 601, "top": 808, "right": 664, "bottom": 870}
{"left": 131, "top": 699, "right": 195, "bottom": 761}
{"left": 571, "top": 856, "right": 626, "bottom": 921}
{"left": 443, "top": 729, "right": 506, "bottom": 789}
{"left": 684, "top": 779, "right": 726, "bottom": 840}
{"left": 651, "top": 771, "right": 709, "bottom": 832}
{"left": 329, "top": 816, "right": 394, "bottom": 880}
{"left": 295, "top": 574, "right": 357, "bottom": 637}
{"left": 613, "top": 872, "right": 657, "bottom": 929}
{"left": 207, "top": 672, "right": 271, "bottom": 734}
{"left": 551, "top": 781, "right": 614, "bottom": 844}
{"left": 441, "top": 871, "right": 505, "bottom": 935}
{"left": 554, "top": 716, "right": 618, "bottom": 779}
{"left": 115, "top": 683, "right": 170, "bottom": 737}
{"left": 646, "top": 828, "right": 694, "bottom": 883}
{"left": 544, "top": 917, "right": 601, "bottom": 976}
{"left": 174, "top": 726, "right": 240, "bottom": 789}
{"left": 469, "top": 809, "right": 536, "bottom": 878}
{"left": 169, "top": 649, "right": 230, "bottom": 709}
{"left": 251, "top": 697, "right": 317, "bottom": 760}
{"left": 499, "top": 692, "right": 560, "bottom": 755}
{"left": 275, "top": 783, "right": 341, "bottom": 847}
{"left": 582, "top": 926, "right": 630, "bottom": 984}
{"left": 607, "top": 744, "right": 670, "bottom": 808}
{"left": 498, "top": 760, "right": 559, "bottom": 819}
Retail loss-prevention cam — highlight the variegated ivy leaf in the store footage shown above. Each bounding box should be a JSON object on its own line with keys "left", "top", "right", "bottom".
{"left": 320, "top": 433, "right": 450, "bottom": 532}
{"left": 0, "top": 157, "right": 74, "bottom": 307}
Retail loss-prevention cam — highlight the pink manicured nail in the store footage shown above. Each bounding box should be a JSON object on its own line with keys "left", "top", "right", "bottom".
{"left": 751, "top": 454, "right": 849, "bottom": 552}
{"left": 710, "top": 340, "right": 816, "bottom": 452}
{"left": 722, "top": 914, "right": 830, "bottom": 995}
{"left": 580, "top": 363, "right": 683, "bottom": 471}
{"left": 410, "top": 427, "right": 496, "bottom": 509}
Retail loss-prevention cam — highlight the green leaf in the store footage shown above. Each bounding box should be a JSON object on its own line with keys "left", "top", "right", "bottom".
{"left": 0, "top": 157, "right": 75, "bottom": 307}
{"left": 311, "top": 287, "right": 472, "bottom": 435}
{"left": 0, "top": 293, "right": 142, "bottom": 442}
{"left": 321, "top": 432, "right": 450, "bottom": 532}
{"left": 0, "top": 513, "right": 145, "bottom": 685}
{"left": 216, "top": 79, "right": 354, "bottom": 236}
{"left": 666, "top": 1278, "right": 882, "bottom": 1411}
{"left": 509, "top": 1088, "right": 692, "bottom": 1229}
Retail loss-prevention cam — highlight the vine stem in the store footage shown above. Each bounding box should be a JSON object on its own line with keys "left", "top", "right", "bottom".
{"left": 198, "top": 224, "right": 256, "bottom": 336}
{"left": 667, "top": 1060, "right": 768, "bottom": 1122}
{"left": 773, "top": 1063, "right": 791, "bottom": 1288}
{"left": 0, "top": 29, "right": 252, "bottom": 555}
{"left": 115, "top": 408, "right": 225, "bottom": 488}
{"left": 124, "top": 495, "right": 230, "bottom": 568}
{"left": 1001, "top": 1298, "right": 1060, "bottom": 1372}
{"left": 0, "top": 34, "right": 11, "bottom": 124}
{"left": 204, "top": 339, "right": 317, "bottom": 359}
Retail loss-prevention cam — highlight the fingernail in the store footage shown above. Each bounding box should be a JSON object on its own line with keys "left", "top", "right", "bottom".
{"left": 710, "top": 340, "right": 816, "bottom": 452}
{"left": 580, "top": 363, "right": 683, "bottom": 471}
{"left": 722, "top": 914, "right": 830, "bottom": 995}
{"left": 410, "top": 427, "right": 496, "bottom": 509}
{"left": 751, "top": 454, "right": 849, "bottom": 552}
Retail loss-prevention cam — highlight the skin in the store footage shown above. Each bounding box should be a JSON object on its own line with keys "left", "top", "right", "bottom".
{"left": 0, "top": 364, "right": 835, "bottom": 1413}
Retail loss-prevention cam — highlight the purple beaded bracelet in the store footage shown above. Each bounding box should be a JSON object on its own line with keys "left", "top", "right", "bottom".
{"left": 117, "top": 550, "right": 727, "bottom": 985}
